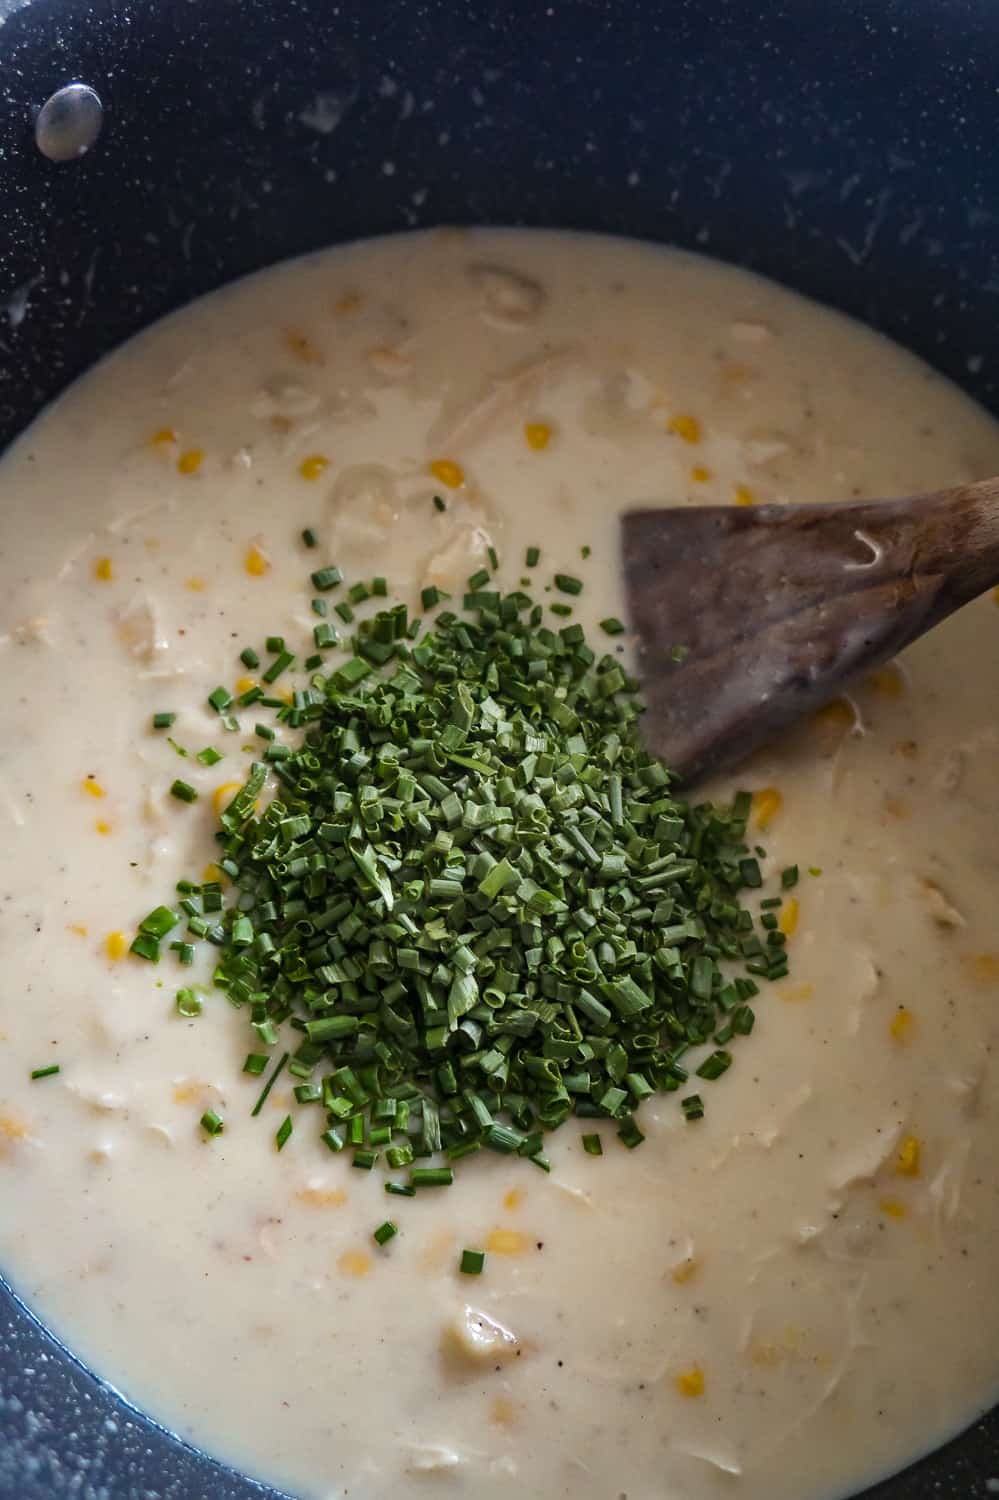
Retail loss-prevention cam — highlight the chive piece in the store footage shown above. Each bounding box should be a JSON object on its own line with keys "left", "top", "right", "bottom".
{"left": 433, "top": 495, "right": 446, "bottom": 513}
{"left": 554, "top": 573, "right": 582, "bottom": 595}
{"left": 334, "top": 601, "right": 355, "bottom": 623}
{"left": 251, "top": 1051, "right": 289, "bottom": 1117}
{"left": 781, "top": 865, "right": 799, "bottom": 889}
{"left": 200, "top": 1109, "right": 224, "bottom": 1137}
{"left": 152, "top": 711, "right": 176, "bottom": 730}
{"left": 196, "top": 746, "right": 223, "bottom": 766}
{"left": 30, "top": 1064, "right": 60, "bottom": 1081}
{"left": 459, "top": 1248, "right": 485, "bottom": 1275}
{"left": 302, "top": 527, "right": 318, "bottom": 548}
{"left": 682, "top": 1093, "right": 705, "bottom": 1120}
{"left": 166, "top": 736, "right": 188, "bottom": 758}
{"left": 311, "top": 566, "right": 343, "bottom": 591}
{"left": 696, "top": 1050, "right": 732, "bottom": 1081}
{"left": 410, "top": 1167, "right": 453, "bottom": 1188}
{"left": 581, "top": 544, "right": 591, "bottom": 559}
{"left": 129, "top": 933, "right": 161, "bottom": 962}
{"left": 243, "top": 1053, "right": 268, "bottom": 1076}
{"left": 617, "top": 1116, "right": 645, "bottom": 1149}
{"left": 581, "top": 1132, "right": 603, "bottom": 1156}
{"left": 175, "top": 988, "right": 202, "bottom": 1017}
{"left": 140, "top": 906, "right": 180, "bottom": 938}
{"left": 240, "top": 647, "right": 260, "bottom": 669}
{"left": 599, "top": 617, "right": 626, "bottom": 636}
{"left": 262, "top": 650, "right": 295, "bottom": 684}
{"left": 525, "top": 546, "right": 540, "bottom": 567}
{"left": 314, "top": 622, "right": 338, "bottom": 649}
{"left": 275, "top": 1115, "right": 293, "bottom": 1151}
{"left": 373, "top": 1220, "right": 398, "bottom": 1246}
{"left": 207, "top": 686, "right": 232, "bottom": 713}
{"left": 266, "top": 636, "right": 285, "bottom": 654}
{"left": 169, "top": 779, "right": 198, "bottom": 803}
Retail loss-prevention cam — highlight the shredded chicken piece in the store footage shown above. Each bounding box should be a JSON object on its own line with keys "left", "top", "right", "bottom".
{"left": 467, "top": 262, "right": 546, "bottom": 328}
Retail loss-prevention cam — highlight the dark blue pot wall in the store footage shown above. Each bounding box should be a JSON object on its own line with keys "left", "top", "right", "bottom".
{"left": 0, "top": 1, "right": 996, "bottom": 1496}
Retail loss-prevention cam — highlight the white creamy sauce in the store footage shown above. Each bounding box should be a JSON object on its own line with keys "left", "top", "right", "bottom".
{"left": 1, "top": 229, "right": 998, "bottom": 1500}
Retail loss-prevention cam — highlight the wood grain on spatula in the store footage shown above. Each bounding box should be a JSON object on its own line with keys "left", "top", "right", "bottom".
{"left": 621, "top": 476, "right": 999, "bottom": 785}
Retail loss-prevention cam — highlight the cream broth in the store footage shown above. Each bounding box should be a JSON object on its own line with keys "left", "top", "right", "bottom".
{"left": 1, "top": 229, "right": 998, "bottom": 1500}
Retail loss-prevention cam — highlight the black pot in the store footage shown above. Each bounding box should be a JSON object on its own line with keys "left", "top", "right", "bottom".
{"left": 0, "top": 2, "right": 996, "bottom": 1496}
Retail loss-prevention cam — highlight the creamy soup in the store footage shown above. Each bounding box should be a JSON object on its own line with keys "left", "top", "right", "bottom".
{"left": 1, "top": 230, "right": 999, "bottom": 1500}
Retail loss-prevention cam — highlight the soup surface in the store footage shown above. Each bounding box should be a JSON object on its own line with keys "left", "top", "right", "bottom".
{"left": 1, "top": 230, "right": 999, "bottom": 1500}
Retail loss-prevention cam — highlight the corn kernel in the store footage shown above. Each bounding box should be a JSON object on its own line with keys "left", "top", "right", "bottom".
{"left": 485, "top": 1228, "right": 529, "bottom": 1256}
{"left": 866, "top": 663, "right": 905, "bottom": 698}
{"left": 964, "top": 953, "right": 999, "bottom": 986}
{"left": 235, "top": 676, "right": 257, "bottom": 695}
{"left": 779, "top": 982, "right": 813, "bottom": 1003}
{"left": 105, "top": 931, "right": 127, "bottom": 961}
{"left": 690, "top": 464, "right": 712, "bottom": 483}
{"left": 213, "top": 781, "right": 244, "bottom": 817}
{"left": 668, "top": 414, "right": 701, "bottom": 444}
{"left": 753, "top": 786, "right": 782, "bottom": 830}
{"left": 524, "top": 422, "right": 552, "bottom": 451}
{"left": 67, "top": 923, "right": 88, "bottom": 938}
{"left": 890, "top": 1006, "right": 914, "bottom": 1043}
{"left": 813, "top": 697, "right": 857, "bottom": 734}
{"left": 202, "top": 863, "right": 224, "bottom": 885}
{"left": 334, "top": 292, "right": 361, "bottom": 315}
{"left": 185, "top": 576, "right": 206, "bottom": 592}
{"left": 676, "top": 1365, "right": 705, "bottom": 1398}
{"left": 778, "top": 896, "right": 799, "bottom": 937}
{"left": 285, "top": 330, "right": 323, "bottom": 365}
{"left": 337, "top": 1248, "right": 373, "bottom": 1278}
{"left": 670, "top": 1255, "right": 700, "bottom": 1284}
{"left": 244, "top": 544, "right": 270, "bottom": 577}
{"left": 429, "top": 458, "right": 465, "bottom": 489}
{"left": 95, "top": 819, "right": 112, "bottom": 836}
{"left": 503, "top": 1186, "right": 526, "bottom": 1212}
{"left": 878, "top": 1197, "right": 907, "bottom": 1219}
{"left": 150, "top": 427, "right": 177, "bottom": 447}
{"left": 94, "top": 556, "right": 113, "bottom": 582}
{"left": 82, "top": 778, "right": 105, "bottom": 799}
{"left": 734, "top": 484, "right": 755, "bottom": 506}
{"left": 896, "top": 1135, "right": 921, "bottom": 1176}
{"left": 489, "top": 1396, "right": 516, "bottom": 1428}
{"left": 177, "top": 448, "right": 204, "bottom": 475}
{"left": 298, "top": 454, "right": 329, "bottom": 482}
{"left": 296, "top": 1186, "right": 348, "bottom": 1208}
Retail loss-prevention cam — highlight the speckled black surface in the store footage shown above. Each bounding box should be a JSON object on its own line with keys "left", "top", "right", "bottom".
{"left": 0, "top": 0, "right": 997, "bottom": 1495}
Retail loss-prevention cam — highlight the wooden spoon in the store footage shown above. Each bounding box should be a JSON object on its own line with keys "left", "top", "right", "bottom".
{"left": 621, "top": 476, "right": 999, "bottom": 785}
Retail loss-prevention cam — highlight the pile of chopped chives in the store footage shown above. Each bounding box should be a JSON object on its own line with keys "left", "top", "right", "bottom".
{"left": 133, "top": 547, "right": 793, "bottom": 1184}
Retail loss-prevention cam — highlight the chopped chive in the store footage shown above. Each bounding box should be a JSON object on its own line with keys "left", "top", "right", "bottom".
{"left": 580, "top": 544, "right": 591, "bottom": 559}
{"left": 599, "top": 617, "right": 626, "bottom": 636}
{"left": 240, "top": 647, "right": 260, "bottom": 670}
{"left": 243, "top": 1053, "right": 268, "bottom": 1076}
{"left": 30, "top": 1064, "right": 60, "bottom": 1081}
{"left": 207, "top": 686, "right": 232, "bottom": 713}
{"left": 314, "top": 622, "right": 338, "bottom": 649}
{"left": 129, "top": 933, "right": 161, "bottom": 961}
{"left": 550, "top": 602, "right": 573, "bottom": 617}
{"left": 175, "top": 987, "right": 202, "bottom": 1017}
{"left": 525, "top": 545, "right": 540, "bottom": 567}
{"left": 410, "top": 1167, "right": 453, "bottom": 1188}
{"left": 200, "top": 1109, "right": 224, "bottom": 1137}
{"left": 696, "top": 1049, "right": 732, "bottom": 1081}
{"left": 196, "top": 747, "right": 223, "bottom": 767}
{"left": 385, "top": 1181, "right": 416, "bottom": 1197}
{"left": 373, "top": 1220, "right": 398, "bottom": 1246}
{"left": 152, "top": 711, "right": 176, "bottom": 730}
{"left": 170, "top": 779, "right": 198, "bottom": 803}
{"left": 681, "top": 1093, "right": 705, "bottom": 1121}
{"left": 166, "top": 736, "right": 188, "bottom": 758}
{"left": 311, "top": 565, "right": 343, "bottom": 591}
{"left": 262, "top": 650, "right": 295, "bottom": 684}
{"left": 433, "top": 495, "right": 446, "bottom": 513}
{"left": 459, "top": 1248, "right": 485, "bottom": 1275}
{"left": 251, "top": 1051, "right": 289, "bottom": 1117}
{"left": 334, "top": 601, "right": 355, "bottom": 624}
{"left": 554, "top": 573, "right": 582, "bottom": 596}
{"left": 275, "top": 1115, "right": 293, "bottom": 1151}
{"left": 581, "top": 1132, "right": 603, "bottom": 1156}
{"left": 781, "top": 865, "right": 799, "bottom": 888}
{"left": 301, "top": 527, "right": 318, "bottom": 548}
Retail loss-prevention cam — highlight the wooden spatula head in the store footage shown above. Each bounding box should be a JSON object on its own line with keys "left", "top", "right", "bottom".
{"left": 621, "top": 480, "right": 999, "bottom": 784}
